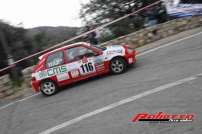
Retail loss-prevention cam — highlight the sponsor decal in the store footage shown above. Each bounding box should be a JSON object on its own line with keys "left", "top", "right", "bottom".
{"left": 132, "top": 112, "right": 194, "bottom": 123}
{"left": 38, "top": 65, "right": 67, "bottom": 80}
{"left": 66, "top": 62, "right": 80, "bottom": 71}
{"left": 56, "top": 73, "right": 69, "bottom": 81}
{"left": 70, "top": 70, "right": 79, "bottom": 78}
{"left": 107, "top": 49, "right": 123, "bottom": 55}
{"left": 95, "top": 64, "right": 105, "bottom": 71}
{"left": 47, "top": 58, "right": 63, "bottom": 68}
{"left": 35, "top": 57, "right": 97, "bottom": 80}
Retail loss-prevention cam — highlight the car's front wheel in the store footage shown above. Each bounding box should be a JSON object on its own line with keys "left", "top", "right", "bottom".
{"left": 40, "top": 80, "right": 57, "bottom": 96}
{"left": 110, "top": 57, "right": 127, "bottom": 74}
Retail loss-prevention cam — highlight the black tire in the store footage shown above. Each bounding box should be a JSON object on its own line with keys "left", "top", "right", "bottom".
{"left": 110, "top": 57, "right": 127, "bottom": 74}
{"left": 40, "top": 80, "right": 58, "bottom": 96}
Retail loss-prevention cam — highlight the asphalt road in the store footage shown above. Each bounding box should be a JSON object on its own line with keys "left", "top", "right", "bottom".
{"left": 1, "top": 27, "right": 202, "bottom": 134}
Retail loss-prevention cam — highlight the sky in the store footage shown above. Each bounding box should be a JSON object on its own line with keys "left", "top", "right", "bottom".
{"left": 0, "top": 0, "right": 89, "bottom": 28}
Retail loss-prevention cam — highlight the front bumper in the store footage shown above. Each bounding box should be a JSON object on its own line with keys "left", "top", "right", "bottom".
{"left": 125, "top": 50, "right": 136, "bottom": 64}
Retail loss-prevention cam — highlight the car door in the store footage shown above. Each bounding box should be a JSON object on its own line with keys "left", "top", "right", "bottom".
{"left": 44, "top": 50, "right": 70, "bottom": 84}
{"left": 65, "top": 45, "right": 104, "bottom": 80}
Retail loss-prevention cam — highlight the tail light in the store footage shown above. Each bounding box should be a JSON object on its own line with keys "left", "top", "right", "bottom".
{"left": 31, "top": 77, "right": 36, "bottom": 81}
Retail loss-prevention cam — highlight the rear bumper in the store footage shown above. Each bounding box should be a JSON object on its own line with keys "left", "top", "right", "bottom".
{"left": 31, "top": 80, "right": 40, "bottom": 92}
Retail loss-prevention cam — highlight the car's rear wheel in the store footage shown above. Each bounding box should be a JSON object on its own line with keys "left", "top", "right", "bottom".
{"left": 110, "top": 57, "right": 127, "bottom": 74}
{"left": 40, "top": 80, "right": 57, "bottom": 96}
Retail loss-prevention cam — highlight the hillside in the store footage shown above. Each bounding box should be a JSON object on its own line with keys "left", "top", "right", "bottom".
{"left": 26, "top": 26, "right": 80, "bottom": 47}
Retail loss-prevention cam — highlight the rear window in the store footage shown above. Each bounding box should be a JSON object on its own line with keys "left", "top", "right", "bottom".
{"left": 46, "top": 51, "right": 64, "bottom": 68}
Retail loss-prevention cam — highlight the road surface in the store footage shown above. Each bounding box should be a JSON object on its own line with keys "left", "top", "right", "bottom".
{"left": 0, "top": 27, "right": 202, "bottom": 134}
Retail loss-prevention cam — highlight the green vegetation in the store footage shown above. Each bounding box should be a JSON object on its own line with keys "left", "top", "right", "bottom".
{"left": 80, "top": 0, "right": 168, "bottom": 40}
{"left": 11, "top": 79, "right": 24, "bottom": 88}
{"left": 0, "top": 21, "right": 79, "bottom": 78}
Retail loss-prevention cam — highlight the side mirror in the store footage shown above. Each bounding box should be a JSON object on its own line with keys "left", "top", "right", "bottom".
{"left": 97, "top": 51, "right": 103, "bottom": 55}
{"left": 90, "top": 51, "right": 102, "bottom": 56}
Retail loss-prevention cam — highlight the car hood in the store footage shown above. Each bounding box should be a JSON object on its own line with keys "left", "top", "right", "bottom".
{"left": 100, "top": 45, "right": 125, "bottom": 61}
{"left": 103, "top": 45, "right": 125, "bottom": 54}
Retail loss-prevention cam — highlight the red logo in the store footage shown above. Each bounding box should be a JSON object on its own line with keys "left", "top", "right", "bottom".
{"left": 132, "top": 112, "right": 194, "bottom": 122}
{"left": 82, "top": 56, "right": 88, "bottom": 63}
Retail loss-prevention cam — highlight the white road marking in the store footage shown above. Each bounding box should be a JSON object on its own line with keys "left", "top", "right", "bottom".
{"left": 39, "top": 76, "right": 197, "bottom": 134}
{"left": 0, "top": 93, "right": 40, "bottom": 111}
{"left": 0, "top": 30, "right": 202, "bottom": 111}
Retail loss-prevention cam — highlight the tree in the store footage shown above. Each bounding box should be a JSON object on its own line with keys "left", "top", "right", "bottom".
{"left": 80, "top": 0, "right": 167, "bottom": 38}
{"left": 0, "top": 21, "right": 34, "bottom": 76}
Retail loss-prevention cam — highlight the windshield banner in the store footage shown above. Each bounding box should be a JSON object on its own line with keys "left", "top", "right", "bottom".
{"left": 167, "top": 4, "right": 202, "bottom": 18}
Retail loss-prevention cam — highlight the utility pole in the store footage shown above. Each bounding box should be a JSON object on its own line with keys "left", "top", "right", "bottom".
{"left": 0, "top": 26, "right": 18, "bottom": 80}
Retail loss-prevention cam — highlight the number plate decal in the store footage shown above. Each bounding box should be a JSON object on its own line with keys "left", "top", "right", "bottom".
{"left": 79, "top": 58, "right": 96, "bottom": 75}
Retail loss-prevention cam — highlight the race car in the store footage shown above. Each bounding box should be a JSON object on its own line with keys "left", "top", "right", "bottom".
{"left": 31, "top": 42, "right": 136, "bottom": 96}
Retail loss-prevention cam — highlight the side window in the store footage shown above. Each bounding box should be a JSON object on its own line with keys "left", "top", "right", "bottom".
{"left": 46, "top": 51, "right": 64, "bottom": 68}
{"left": 66, "top": 46, "right": 95, "bottom": 62}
